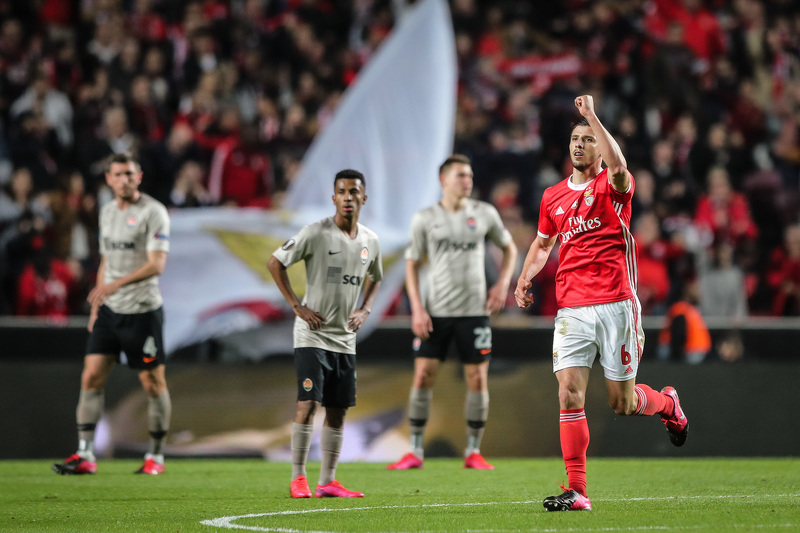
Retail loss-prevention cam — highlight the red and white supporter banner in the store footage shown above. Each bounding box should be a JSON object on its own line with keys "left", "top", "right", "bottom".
{"left": 498, "top": 53, "right": 582, "bottom": 80}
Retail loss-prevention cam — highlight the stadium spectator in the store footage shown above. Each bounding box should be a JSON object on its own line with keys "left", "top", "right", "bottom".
{"left": 126, "top": 75, "right": 168, "bottom": 143}
{"left": 766, "top": 224, "right": 800, "bottom": 316}
{"left": 80, "top": 106, "right": 142, "bottom": 192}
{"left": 169, "top": 160, "right": 212, "bottom": 208}
{"left": 49, "top": 170, "right": 99, "bottom": 263}
{"left": 7, "top": 110, "right": 63, "bottom": 192}
{"left": 0, "top": 18, "right": 38, "bottom": 109}
{"left": 694, "top": 166, "right": 758, "bottom": 249}
{"left": 688, "top": 122, "right": 753, "bottom": 191}
{"left": 634, "top": 212, "right": 671, "bottom": 315}
{"left": 10, "top": 70, "right": 73, "bottom": 151}
{"left": 108, "top": 38, "right": 143, "bottom": 102}
{"left": 207, "top": 122, "right": 271, "bottom": 207}
{"left": 140, "top": 122, "right": 204, "bottom": 206}
{"left": 16, "top": 244, "right": 77, "bottom": 319}
{"left": 657, "top": 277, "right": 712, "bottom": 365}
{"left": 698, "top": 240, "right": 748, "bottom": 319}
{"left": 0, "top": 167, "right": 52, "bottom": 234}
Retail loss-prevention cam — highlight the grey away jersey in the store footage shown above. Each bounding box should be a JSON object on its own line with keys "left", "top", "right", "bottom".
{"left": 99, "top": 193, "right": 170, "bottom": 314}
{"left": 273, "top": 217, "right": 383, "bottom": 354}
{"left": 406, "top": 200, "right": 511, "bottom": 317}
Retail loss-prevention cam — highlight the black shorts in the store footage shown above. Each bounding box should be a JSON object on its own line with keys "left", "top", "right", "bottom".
{"left": 294, "top": 347, "right": 356, "bottom": 408}
{"left": 86, "top": 305, "right": 166, "bottom": 370}
{"left": 413, "top": 316, "right": 492, "bottom": 363}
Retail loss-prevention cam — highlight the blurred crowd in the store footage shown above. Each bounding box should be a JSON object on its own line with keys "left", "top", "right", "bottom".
{"left": 1, "top": 0, "right": 799, "bottom": 322}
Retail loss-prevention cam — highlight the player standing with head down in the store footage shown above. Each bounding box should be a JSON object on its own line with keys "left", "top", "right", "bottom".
{"left": 387, "top": 154, "right": 517, "bottom": 471}
{"left": 53, "top": 152, "right": 172, "bottom": 476}
{"left": 268, "top": 169, "right": 382, "bottom": 498}
{"left": 515, "top": 96, "right": 688, "bottom": 511}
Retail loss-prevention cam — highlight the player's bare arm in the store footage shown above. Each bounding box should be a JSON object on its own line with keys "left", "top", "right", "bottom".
{"left": 575, "top": 95, "right": 630, "bottom": 193}
{"left": 267, "top": 255, "right": 325, "bottom": 330}
{"left": 87, "top": 256, "right": 107, "bottom": 332}
{"left": 347, "top": 278, "right": 382, "bottom": 332}
{"left": 87, "top": 250, "right": 168, "bottom": 308}
{"left": 486, "top": 240, "right": 518, "bottom": 314}
{"left": 405, "top": 258, "right": 433, "bottom": 339}
{"left": 514, "top": 235, "right": 556, "bottom": 309}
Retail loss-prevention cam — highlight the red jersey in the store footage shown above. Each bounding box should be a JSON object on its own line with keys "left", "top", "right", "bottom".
{"left": 537, "top": 168, "right": 637, "bottom": 309}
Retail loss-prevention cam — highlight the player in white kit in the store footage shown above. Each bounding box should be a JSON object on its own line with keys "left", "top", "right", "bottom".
{"left": 268, "top": 169, "right": 383, "bottom": 498}
{"left": 387, "top": 154, "right": 517, "bottom": 471}
{"left": 515, "top": 95, "right": 688, "bottom": 511}
{"left": 53, "top": 152, "right": 172, "bottom": 476}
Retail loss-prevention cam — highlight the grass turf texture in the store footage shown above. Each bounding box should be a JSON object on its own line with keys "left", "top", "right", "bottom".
{"left": 1, "top": 458, "right": 797, "bottom": 532}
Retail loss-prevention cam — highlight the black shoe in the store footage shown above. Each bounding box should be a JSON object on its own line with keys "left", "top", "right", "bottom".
{"left": 543, "top": 488, "right": 592, "bottom": 511}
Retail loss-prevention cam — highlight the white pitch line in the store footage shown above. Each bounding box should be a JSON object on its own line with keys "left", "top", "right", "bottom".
{"left": 200, "top": 494, "right": 800, "bottom": 533}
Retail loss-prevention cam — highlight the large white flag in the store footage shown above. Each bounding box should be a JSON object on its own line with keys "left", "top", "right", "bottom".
{"left": 284, "top": 0, "right": 456, "bottom": 232}
{"left": 160, "top": 0, "right": 456, "bottom": 357}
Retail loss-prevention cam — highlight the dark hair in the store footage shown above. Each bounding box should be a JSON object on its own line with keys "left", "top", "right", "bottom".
{"left": 334, "top": 169, "right": 365, "bottom": 187}
{"left": 439, "top": 154, "right": 471, "bottom": 175}
{"left": 570, "top": 118, "right": 591, "bottom": 134}
{"left": 106, "top": 152, "right": 140, "bottom": 173}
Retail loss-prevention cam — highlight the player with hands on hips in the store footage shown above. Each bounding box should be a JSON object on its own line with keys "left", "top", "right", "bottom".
{"left": 268, "top": 169, "right": 382, "bottom": 498}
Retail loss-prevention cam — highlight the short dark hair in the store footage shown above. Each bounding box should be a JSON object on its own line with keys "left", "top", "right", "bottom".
{"left": 334, "top": 169, "right": 365, "bottom": 187}
{"left": 106, "top": 152, "right": 140, "bottom": 173}
{"left": 439, "top": 154, "right": 471, "bottom": 175}
{"left": 570, "top": 118, "right": 591, "bottom": 134}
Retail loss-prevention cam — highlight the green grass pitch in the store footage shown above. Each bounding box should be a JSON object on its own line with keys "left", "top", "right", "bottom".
{"left": 1, "top": 458, "right": 798, "bottom": 532}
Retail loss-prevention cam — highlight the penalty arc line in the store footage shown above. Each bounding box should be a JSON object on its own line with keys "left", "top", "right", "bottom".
{"left": 200, "top": 493, "right": 800, "bottom": 533}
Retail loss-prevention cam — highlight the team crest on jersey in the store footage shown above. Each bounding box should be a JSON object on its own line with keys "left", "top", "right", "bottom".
{"left": 302, "top": 378, "right": 313, "bottom": 391}
{"left": 126, "top": 217, "right": 137, "bottom": 228}
{"left": 466, "top": 216, "right": 477, "bottom": 229}
{"left": 360, "top": 247, "right": 369, "bottom": 264}
{"left": 281, "top": 239, "right": 296, "bottom": 251}
{"left": 553, "top": 351, "right": 558, "bottom": 365}
{"left": 412, "top": 337, "right": 421, "bottom": 351}
{"left": 583, "top": 187, "right": 595, "bottom": 207}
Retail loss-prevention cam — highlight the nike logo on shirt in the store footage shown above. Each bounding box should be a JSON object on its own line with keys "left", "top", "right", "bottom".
{"left": 328, "top": 250, "right": 342, "bottom": 255}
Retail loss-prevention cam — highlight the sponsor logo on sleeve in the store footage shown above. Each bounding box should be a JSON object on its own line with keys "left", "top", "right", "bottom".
{"left": 281, "top": 239, "right": 296, "bottom": 251}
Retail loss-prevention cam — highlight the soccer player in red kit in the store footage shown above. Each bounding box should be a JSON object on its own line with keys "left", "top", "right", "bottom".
{"left": 514, "top": 95, "right": 688, "bottom": 512}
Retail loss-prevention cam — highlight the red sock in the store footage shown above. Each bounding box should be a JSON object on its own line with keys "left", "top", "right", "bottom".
{"left": 633, "top": 384, "right": 673, "bottom": 416}
{"left": 560, "top": 408, "right": 589, "bottom": 497}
